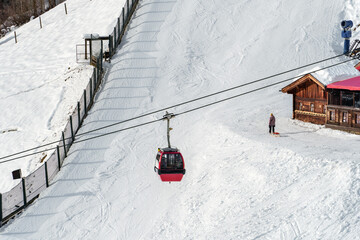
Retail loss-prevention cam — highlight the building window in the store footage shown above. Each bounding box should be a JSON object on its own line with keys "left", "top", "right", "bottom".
{"left": 299, "top": 102, "right": 302, "bottom": 110}
{"left": 341, "top": 91, "right": 354, "bottom": 107}
{"left": 323, "top": 105, "right": 326, "bottom": 114}
{"left": 329, "top": 90, "right": 340, "bottom": 105}
{"left": 355, "top": 93, "right": 360, "bottom": 108}
{"left": 355, "top": 114, "right": 360, "bottom": 124}
{"left": 329, "top": 110, "right": 335, "bottom": 121}
{"left": 342, "top": 112, "right": 348, "bottom": 123}
{"left": 310, "top": 103, "right": 314, "bottom": 112}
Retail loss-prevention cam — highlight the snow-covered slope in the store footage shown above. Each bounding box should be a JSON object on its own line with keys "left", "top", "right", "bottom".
{"left": 0, "top": 0, "right": 125, "bottom": 192}
{"left": 1, "top": 0, "right": 360, "bottom": 239}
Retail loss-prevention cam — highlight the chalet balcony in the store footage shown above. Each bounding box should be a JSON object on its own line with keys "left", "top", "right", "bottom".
{"left": 326, "top": 104, "right": 360, "bottom": 133}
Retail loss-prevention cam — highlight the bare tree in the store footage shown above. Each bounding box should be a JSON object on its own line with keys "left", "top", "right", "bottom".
{"left": 49, "top": 0, "right": 56, "bottom": 9}
{"left": 39, "top": 0, "right": 44, "bottom": 13}
{"left": 1, "top": 0, "right": 63, "bottom": 38}
{"left": 32, "top": 0, "right": 37, "bottom": 16}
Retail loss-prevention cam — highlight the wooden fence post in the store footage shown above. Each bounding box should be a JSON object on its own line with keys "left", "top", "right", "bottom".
{"left": 77, "top": 102, "right": 81, "bottom": 128}
{"left": 114, "top": 27, "right": 117, "bottom": 48}
{"left": 62, "top": 131, "right": 67, "bottom": 157}
{"left": 122, "top": 8, "right": 125, "bottom": 34}
{"left": 97, "top": 57, "right": 100, "bottom": 85}
{"left": 84, "top": 89, "right": 87, "bottom": 115}
{"left": 14, "top": 31, "right": 17, "bottom": 43}
{"left": 117, "top": 17, "right": 120, "bottom": 44}
{"left": 95, "top": 59, "right": 98, "bottom": 86}
{"left": 44, "top": 162, "right": 49, "bottom": 187}
{"left": 93, "top": 68, "right": 97, "bottom": 87}
{"left": 93, "top": 73, "right": 96, "bottom": 94}
{"left": 111, "top": 35, "right": 114, "bottom": 57}
{"left": 39, "top": 16, "right": 42, "bottom": 29}
{"left": 0, "top": 193, "right": 2, "bottom": 227}
{"left": 57, "top": 146, "right": 61, "bottom": 170}
{"left": 85, "top": 39, "right": 88, "bottom": 60}
{"left": 70, "top": 116, "right": 74, "bottom": 142}
{"left": 22, "top": 178, "right": 27, "bottom": 206}
{"left": 64, "top": 3, "right": 68, "bottom": 14}
{"left": 127, "top": 0, "right": 130, "bottom": 20}
{"left": 108, "top": 35, "right": 112, "bottom": 58}
{"left": 90, "top": 78, "right": 93, "bottom": 103}
{"left": 101, "top": 40, "right": 103, "bottom": 71}
{"left": 89, "top": 35, "right": 92, "bottom": 64}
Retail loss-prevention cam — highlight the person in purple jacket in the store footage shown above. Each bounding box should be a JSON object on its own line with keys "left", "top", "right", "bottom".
{"left": 269, "top": 113, "right": 275, "bottom": 134}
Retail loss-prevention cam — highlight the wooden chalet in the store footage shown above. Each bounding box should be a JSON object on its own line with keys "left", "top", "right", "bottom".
{"left": 281, "top": 74, "right": 327, "bottom": 125}
{"left": 282, "top": 72, "right": 360, "bottom": 134}
{"left": 326, "top": 76, "right": 360, "bottom": 133}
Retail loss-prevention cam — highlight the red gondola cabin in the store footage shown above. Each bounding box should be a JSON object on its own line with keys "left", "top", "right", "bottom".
{"left": 154, "top": 148, "right": 185, "bottom": 182}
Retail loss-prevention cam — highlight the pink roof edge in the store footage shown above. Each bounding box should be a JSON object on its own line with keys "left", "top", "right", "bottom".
{"left": 327, "top": 75, "right": 360, "bottom": 91}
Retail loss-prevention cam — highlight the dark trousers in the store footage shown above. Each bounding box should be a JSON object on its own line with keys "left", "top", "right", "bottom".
{"left": 269, "top": 125, "right": 275, "bottom": 133}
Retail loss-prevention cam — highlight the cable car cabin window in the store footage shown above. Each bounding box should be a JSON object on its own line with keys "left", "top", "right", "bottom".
{"left": 355, "top": 92, "right": 360, "bottom": 108}
{"left": 341, "top": 91, "right": 354, "bottom": 107}
{"left": 161, "top": 154, "right": 183, "bottom": 170}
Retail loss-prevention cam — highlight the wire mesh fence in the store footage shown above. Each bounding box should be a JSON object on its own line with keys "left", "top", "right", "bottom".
{"left": 24, "top": 165, "right": 47, "bottom": 201}
{"left": 1, "top": 183, "right": 24, "bottom": 220}
{"left": 47, "top": 151, "right": 60, "bottom": 182}
{"left": 76, "top": 44, "right": 90, "bottom": 63}
{"left": 0, "top": 0, "right": 140, "bottom": 227}
{"left": 0, "top": 53, "right": 103, "bottom": 226}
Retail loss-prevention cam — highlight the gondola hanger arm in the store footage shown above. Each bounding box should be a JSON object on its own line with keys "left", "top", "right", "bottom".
{"left": 162, "top": 111, "right": 175, "bottom": 120}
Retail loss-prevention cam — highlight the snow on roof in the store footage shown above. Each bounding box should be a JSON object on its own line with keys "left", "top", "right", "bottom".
{"left": 309, "top": 59, "right": 360, "bottom": 86}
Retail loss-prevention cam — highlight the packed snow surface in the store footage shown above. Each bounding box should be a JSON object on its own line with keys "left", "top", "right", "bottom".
{"left": 1, "top": 0, "right": 360, "bottom": 239}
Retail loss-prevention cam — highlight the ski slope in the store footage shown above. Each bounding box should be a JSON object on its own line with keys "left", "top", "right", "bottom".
{"left": 1, "top": 0, "right": 360, "bottom": 239}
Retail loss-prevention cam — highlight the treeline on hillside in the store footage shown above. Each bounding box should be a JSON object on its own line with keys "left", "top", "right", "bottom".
{"left": 0, "top": 0, "right": 65, "bottom": 38}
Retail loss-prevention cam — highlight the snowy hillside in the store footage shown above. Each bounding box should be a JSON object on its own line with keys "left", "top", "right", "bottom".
{"left": 1, "top": 0, "right": 360, "bottom": 239}
{"left": 0, "top": 0, "right": 125, "bottom": 192}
